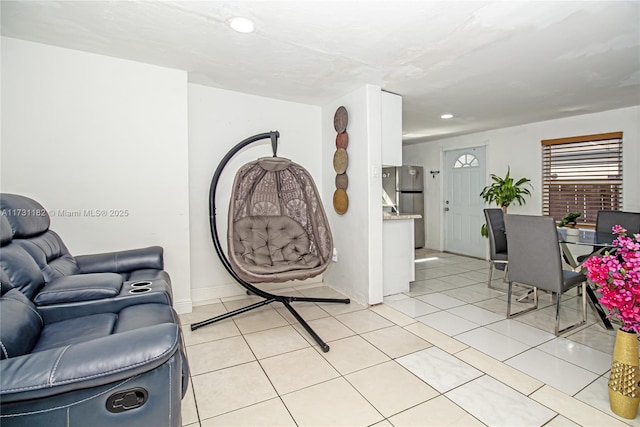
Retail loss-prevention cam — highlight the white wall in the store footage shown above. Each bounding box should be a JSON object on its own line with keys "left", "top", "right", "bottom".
{"left": 404, "top": 106, "right": 640, "bottom": 252}
{"left": 0, "top": 37, "right": 351, "bottom": 312}
{"left": 0, "top": 37, "right": 192, "bottom": 312}
{"left": 322, "top": 85, "right": 384, "bottom": 305}
{"left": 8, "top": 37, "right": 631, "bottom": 313}
{"left": 188, "top": 84, "right": 324, "bottom": 303}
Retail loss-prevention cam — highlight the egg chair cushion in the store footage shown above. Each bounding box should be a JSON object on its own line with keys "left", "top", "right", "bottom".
{"left": 227, "top": 157, "right": 332, "bottom": 283}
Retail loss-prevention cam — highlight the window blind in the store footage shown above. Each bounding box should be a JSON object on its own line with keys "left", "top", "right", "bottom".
{"left": 542, "top": 132, "right": 623, "bottom": 226}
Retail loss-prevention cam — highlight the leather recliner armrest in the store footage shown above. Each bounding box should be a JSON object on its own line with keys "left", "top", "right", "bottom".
{"left": 75, "top": 246, "right": 164, "bottom": 273}
{"left": 0, "top": 323, "right": 180, "bottom": 403}
{"left": 34, "top": 273, "right": 123, "bottom": 306}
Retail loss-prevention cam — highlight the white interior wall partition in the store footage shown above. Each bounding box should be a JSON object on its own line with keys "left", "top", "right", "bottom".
{"left": 1, "top": 37, "right": 192, "bottom": 313}
{"left": 187, "top": 84, "right": 323, "bottom": 304}
{"left": 322, "top": 85, "right": 384, "bottom": 306}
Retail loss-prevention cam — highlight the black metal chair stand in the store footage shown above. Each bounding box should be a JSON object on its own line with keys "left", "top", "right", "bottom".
{"left": 190, "top": 131, "right": 350, "bottom": 352}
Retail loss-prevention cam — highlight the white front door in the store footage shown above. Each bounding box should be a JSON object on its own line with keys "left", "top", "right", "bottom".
{"left": 444, "top": 146, "right": 486, "bottom": 258}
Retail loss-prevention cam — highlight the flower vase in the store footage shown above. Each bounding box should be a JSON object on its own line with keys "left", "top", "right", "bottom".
{"left": 609, "top": 329, "right": 640, "bottom": 419}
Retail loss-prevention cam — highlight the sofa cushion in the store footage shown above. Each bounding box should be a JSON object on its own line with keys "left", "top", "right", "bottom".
{"left": 0, "top": 279, "right": 43, "bottom": 360}
{"left": 32, "top": 313, "right": 118, "bottom": 353}
{"left": 0, "top": 214, "right": 46, "bottom": 300}
{"left": 33, "top": 273, "right": 122, "bottom": 306}
{"left": 0, "top": 193, "right": 50, "bottom": 238}
{"left": 0, "top": 194, "right": 79, "bottom": 281}
{"left": 31, "top": 303, "right": 178, "bottom": 354}
{"left": 0, "top": 323, "right": 181, "bottom": 404}
{"left": 114, "top": 303, "right": 179, "bottom": 333}
{"left": 14, "top": 231, "right": 79, "bottom": 281}
{"left": 233, "top": 216, "right": 320, "bottom": 274}
{"left": 0, "top": 214, "right": 13, "bottom": 246}
{"left": 0, "top": 241, "right": 46, "bottom": 301}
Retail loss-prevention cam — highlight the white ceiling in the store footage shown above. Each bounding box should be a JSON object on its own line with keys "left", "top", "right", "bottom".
{"left": 2, "top": 1, "right": 639, "bottom": 144}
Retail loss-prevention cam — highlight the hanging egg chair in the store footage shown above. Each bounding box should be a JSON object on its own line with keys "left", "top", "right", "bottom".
{"left": 191, "top": 131, "right": 350, "bottom": 352}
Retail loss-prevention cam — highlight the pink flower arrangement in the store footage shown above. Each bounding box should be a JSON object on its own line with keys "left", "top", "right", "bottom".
{"left": 583, "top": 225, "right": 640, "bottom": 333}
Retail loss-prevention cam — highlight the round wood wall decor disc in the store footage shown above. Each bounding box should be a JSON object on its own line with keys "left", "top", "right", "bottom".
{"left": 335, "top": 173, "right": 348, "bottom": 190}
{"left": 333, "top": 106, "right": 348, "bottom": 133}
{"left": 333, "top": 188, "right": 348, "bottom": 214}
{"left": 333, "top": 148, "right": 348, "bottom": 174}
{"left": 336, "top": 131, "right": 348, "bottom": 149}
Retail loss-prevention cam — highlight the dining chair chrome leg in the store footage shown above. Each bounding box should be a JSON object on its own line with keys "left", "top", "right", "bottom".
{"left": 554, "top": 293, "right": 561, "bottom": 336}
{"left": 517, "top": 289, "right": 533, "bottom": 302}
{"left": 507, "top": 281, "right": 538, "bottom": 318}
{"left": 516, "top": 284, "right": 543, "bottom": 302}
{"left": 554, "top": 283, "right": 588, "bottom": 335}
{"left": 581, "top": 282, "right": 587, "bottom": 323}
{"left": 488, "top": 261, "right": 508, "bottom": 291}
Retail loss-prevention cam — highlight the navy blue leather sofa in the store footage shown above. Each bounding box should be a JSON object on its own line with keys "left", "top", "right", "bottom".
{"left": 0, "top": 194, "right": 174, "bottom": 320}
{"left": 0, "top": 194, "right": 189, "bottom": 426}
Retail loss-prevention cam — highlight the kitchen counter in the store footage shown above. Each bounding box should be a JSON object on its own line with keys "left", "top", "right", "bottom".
{"left": 383, "top": 212, "right": 422, "bottom": 221}
{"left": 382, "top": 216, "right": 416, "bottom": 296}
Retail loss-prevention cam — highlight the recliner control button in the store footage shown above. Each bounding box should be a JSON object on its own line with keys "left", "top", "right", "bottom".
{"left": 106, "top": 388, "right": 148, "bottom": 413}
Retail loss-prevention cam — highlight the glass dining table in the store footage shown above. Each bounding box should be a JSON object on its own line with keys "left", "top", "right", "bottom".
{"left": 557, "top": 227, "right": 616, "bottom": 330}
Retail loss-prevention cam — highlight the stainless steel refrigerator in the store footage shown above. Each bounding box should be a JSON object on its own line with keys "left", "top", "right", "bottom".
{"left": 382, "top": 165, "right": 425, "bottom": 248}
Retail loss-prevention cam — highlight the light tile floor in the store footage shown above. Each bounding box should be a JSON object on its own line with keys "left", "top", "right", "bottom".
{"left": 179, "top": 249, "right": 639, "bottom": 426}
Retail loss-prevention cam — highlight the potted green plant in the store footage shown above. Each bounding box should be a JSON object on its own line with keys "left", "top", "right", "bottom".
{"left": 558, "top": 212, "right": 581, "bottom": 228}
{"left": 479, "top": 167, "right": 532, "bottom": 237}
{"left": 558, "top": 212, "right": 581, "bottom": 236}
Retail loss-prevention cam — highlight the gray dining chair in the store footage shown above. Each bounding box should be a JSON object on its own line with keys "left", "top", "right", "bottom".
{"left": 484, "top": 208, "right": 508, "bottom": 290}
{"left": 504, "top": 214, "right": 587, "bottom": 335}
{"left": 576, "top": 210, "right": 640, "bottom": 263}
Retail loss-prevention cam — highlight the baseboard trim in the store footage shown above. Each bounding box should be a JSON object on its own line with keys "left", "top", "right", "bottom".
{"left": 191, "top": 283, "right": 245, "bottom": 306}
{"left": 173, "top": 298, "right": 193, "bottom": 315}
{"left": 190, "top": 277, "right": 324, "bottom": 307}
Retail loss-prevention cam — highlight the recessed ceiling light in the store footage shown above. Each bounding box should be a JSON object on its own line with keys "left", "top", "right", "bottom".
{"left": 228, "top": 17, "right": 255, "bottom": 33}
{"left": 440, "top": 113, "right": 453, "bottom": 119}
